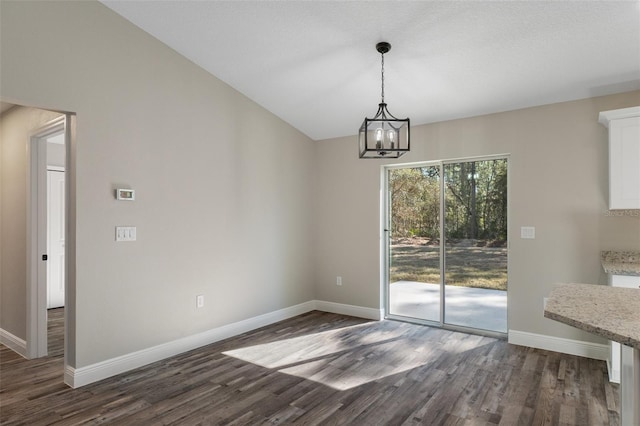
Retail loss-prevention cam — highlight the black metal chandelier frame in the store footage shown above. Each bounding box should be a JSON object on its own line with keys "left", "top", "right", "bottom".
{"left": 359, "top": 41, "right": 410, "bottom": 159}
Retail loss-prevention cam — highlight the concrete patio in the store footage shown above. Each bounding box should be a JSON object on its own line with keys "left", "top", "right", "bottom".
{"left": 389, "top": 280, "right": 507, "bottom": 333}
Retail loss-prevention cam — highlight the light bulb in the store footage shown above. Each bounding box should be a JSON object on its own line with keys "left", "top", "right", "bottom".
{"left": 375, "top": 128, "right": 383, "bottom": 149}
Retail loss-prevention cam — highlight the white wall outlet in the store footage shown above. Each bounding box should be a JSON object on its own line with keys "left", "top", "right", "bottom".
{"left": 543, "top": 297, "right": 548, "bottom": 314}
{"left": 196, "top": 295, "right": 204, "bottom": 308}
{"left": 336, "top": 276, "right": 342, "bottom": 286}
{"left": 115, "top": 226, "right": 137, "bottom": 242}
{"left": 520, "top": 226, "right": 535, "bottom": 239}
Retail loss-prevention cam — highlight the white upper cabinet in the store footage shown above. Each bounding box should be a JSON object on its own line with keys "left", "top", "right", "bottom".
{"left": 599, "top": 107, "right": 640, "bottom": 210}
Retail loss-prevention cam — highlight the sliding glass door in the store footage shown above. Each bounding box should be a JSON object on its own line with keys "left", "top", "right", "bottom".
{"left": 386, "top": 165, "right": 442, "bottom": 323}
{"left": 442, "top": 159, "right": 508, "bottom": 332}
{"left": 385, "top": 157, "right": 508, "bottom": 334}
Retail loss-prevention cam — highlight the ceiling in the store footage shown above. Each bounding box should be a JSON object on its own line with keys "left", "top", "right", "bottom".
{"left": 101, "top": 1, "right": 640, "bottom": 141}
{"left": 0, "top": 102, "right": 15, "bottom": 115}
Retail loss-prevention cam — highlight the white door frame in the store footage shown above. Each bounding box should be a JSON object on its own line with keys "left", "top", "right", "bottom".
{"left": 26, "top": 117, "right": 65, "bottom": 358}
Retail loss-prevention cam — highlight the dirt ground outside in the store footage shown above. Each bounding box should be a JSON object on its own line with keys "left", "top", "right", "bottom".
{"left": 390, "top": 237, "right": 507, "bottom": 291}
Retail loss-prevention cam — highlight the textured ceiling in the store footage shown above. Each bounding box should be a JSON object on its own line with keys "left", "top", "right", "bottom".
{"left": 101, "top": 1, "right": 640, "bottom": 141}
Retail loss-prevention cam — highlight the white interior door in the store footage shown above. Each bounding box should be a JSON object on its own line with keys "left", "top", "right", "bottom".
{"left": 47, "top": 169, "right": 65, "bottom": 309}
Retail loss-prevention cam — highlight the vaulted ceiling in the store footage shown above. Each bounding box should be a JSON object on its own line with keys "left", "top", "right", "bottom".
{"left": 101, "top": 1, "right": 640, "bottom": 141}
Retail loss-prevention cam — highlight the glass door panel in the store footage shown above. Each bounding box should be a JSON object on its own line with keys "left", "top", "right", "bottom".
{"left": 443, "top": 159, "right": 508, "bottom": 333}
{"left": 387, "top": 166, "right": 441, "bottom": 322}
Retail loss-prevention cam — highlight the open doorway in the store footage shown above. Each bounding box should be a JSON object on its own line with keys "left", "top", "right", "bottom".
{"left": 46, "top": 129, "right": 66, "bottom": 357}
{"left": 384, "top": 156, "right": 509, "bottom": 335}
{"left": 28, "top": 116, "right": 67, "bottom": 358}
{"left": 46, "top": 130, "right": 66, "bottom": 311}
{"left": 1, "top": 103, "right": 75, "bottom": 384}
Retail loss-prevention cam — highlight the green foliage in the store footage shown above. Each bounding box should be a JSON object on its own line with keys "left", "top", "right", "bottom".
{"left": 389, "top": 166, "right": 441, "bottom": 239}
{"left": 389, "top": 159, "right": 507, "bottom": 241}
{"left": 444, "top": 159, "right": 507, "bottom": 241}
{"left": 388, "top": 159, "right": 508, "bottom": 290}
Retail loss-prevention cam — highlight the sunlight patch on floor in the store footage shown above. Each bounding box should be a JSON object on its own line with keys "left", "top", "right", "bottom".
{"left": 223, "top": 322, "right": 377, "bottom": 369}
{"left": 223, "top": 321, "right": 494, "bottom": 391}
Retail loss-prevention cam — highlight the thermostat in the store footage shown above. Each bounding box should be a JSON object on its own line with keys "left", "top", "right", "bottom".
{"left": 116, "top": 189, "right": 135, "bottom": 201}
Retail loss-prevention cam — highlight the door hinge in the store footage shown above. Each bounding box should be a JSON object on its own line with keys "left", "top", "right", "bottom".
{"left": 42, "top": 254, "right": 48, "bottom": 261}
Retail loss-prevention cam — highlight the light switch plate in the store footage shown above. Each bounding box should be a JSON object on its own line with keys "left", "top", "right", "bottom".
{"left": 116, "top": 189, "right": 135, "bottom": 201}
{"left": 520, "top": 226, "right": 535, "bottom": 239}
{"left": 116, "top": 226, "right": 137, "bottom": 242}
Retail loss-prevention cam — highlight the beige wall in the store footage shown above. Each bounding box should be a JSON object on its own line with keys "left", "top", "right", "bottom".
{"left": 0, "top": 106, "right": 64, "bottom": 340}
{"left": 1, "top": 0, "right": 638, "bottom": 372}
{"left": 1, "top": 1, "right": 315, "bottom": 367}
{"left": 314, "top": 91, "right": 640, "bottom": 343}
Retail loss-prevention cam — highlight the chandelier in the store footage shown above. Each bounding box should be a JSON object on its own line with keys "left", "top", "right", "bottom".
{"left": 359, "top": 41, "right": 410, "bottom": 159}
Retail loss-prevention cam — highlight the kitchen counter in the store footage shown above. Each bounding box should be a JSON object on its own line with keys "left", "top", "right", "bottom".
{"left": 544, "top": 282, "right": 640, "bottom": 425}
{"left": 544, "top": 283, "right": 640, "bottom": 349}
{"left": 601, "top": 250, "right": 640, "bottom": 276}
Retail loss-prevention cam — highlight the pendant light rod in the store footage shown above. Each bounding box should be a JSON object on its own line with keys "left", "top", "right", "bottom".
{"left": 376, "top": 42, "right": 391, "bottom": 104}
{"left": 376, "top": 41, "right": 391, "bottom": 103}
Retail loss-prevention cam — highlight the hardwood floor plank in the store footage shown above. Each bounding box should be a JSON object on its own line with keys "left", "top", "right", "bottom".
{"left": 559, "top": 404, "right": 576, "bottom": 426}
{"left": 265, "top": 404, "right": 306, "bottom": 425}
{"left": 1, "top": 310, "right": 620, "bottom": 425}
{"left": 335, "top": 386, "right": 387, "bottom": 425}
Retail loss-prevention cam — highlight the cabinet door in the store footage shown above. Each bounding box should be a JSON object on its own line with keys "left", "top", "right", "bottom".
{"left": 609, "top": 116, "right": 640, "bottom": 209}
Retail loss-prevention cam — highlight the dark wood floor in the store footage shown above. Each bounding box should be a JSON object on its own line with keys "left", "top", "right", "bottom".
{"left": 1, "top": 310, "right": 619, "bottom": 425}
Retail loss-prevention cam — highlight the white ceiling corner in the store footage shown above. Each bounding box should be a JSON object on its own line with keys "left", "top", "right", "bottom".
{"left": 100, "top": 1, "right": 640, "bottom": 141}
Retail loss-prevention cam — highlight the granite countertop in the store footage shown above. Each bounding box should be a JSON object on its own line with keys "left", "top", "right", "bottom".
{"left": 601, "top": 250, "right": 640, "bottom": 276}
{"left": 544, "top": 283, "right": 640, "bottom": 349}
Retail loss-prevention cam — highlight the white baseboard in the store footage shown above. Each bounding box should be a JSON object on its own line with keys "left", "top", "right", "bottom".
{"left": 508, "top": 329, "right": 609, "bottom": 361}
{"left": 54, "top": 304, "right": 619, "bottom": 389}
{"left": 67, "top": 299, "right": 382, "bottom": 388}
{"left": 69, "top": 300, "right": 317, "bottom": 388}
{"left": 64, "top": 365, "right": 76, "bottom": 387}
{"left": 0, "top": 328, "right": 27, "bottom": 358}
{"left": 314, "top": 300, "right": 383, "bottom": 321}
